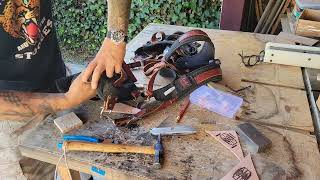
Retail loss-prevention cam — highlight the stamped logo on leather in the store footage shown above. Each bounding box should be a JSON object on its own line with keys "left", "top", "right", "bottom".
{"left": 177, "top": 75, "right": 192, "bottom": 90}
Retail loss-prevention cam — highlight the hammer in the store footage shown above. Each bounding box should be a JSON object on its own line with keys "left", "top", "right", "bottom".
{"left": 60, "top": 135, "right": 164, "bottom": 168}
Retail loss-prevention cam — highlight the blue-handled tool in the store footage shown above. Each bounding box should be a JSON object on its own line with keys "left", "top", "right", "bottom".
{"left": 57, "top": 135, "right": 102, "bottom": 150}
{"left": 63, "top": 135, "right": 102, "bottom": 143}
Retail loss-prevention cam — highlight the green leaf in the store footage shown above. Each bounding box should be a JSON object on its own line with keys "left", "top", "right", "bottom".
{"left": 52, "top": 0, "right": 221, "bottom": 56}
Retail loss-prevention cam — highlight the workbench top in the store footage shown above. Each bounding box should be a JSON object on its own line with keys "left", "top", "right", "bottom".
{"left": 20, "top": 24, "right": 320, "bottom": 180}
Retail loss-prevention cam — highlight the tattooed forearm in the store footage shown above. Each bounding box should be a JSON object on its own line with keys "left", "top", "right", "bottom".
{"left": 107, "top": 0, "right": 132, "bottom": 33}
{"left": 0, "top": 91, "right": 36, "bottom": 119}
{"left": 0, "top": 91, "right": 67, "bottom": 121}
{"left": 0, "top": 91, "right": 23, "bottom": 106}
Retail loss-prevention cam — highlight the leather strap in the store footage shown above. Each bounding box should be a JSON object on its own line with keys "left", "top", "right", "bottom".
{"left": 100, "top": 29, "right": 223, "bottom": 126}
{"left": 113, "top": 97, "right": 178, "bottom": 126}
{"left": 164, "top": 30, "right": 213, "bottom": 61}
{"left": 152, "top": 63, "right": 222, "bottom": 101}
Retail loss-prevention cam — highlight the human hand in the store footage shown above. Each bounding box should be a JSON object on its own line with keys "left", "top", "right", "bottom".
{"left": 65, "top": 72, "right": 97, "bottom": 107}
{"left": 82, "top": 38, "right": 126, "bottom": 89}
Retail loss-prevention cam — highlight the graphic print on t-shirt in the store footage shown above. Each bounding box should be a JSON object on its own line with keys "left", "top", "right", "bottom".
{"left": 0, "top": 0, "right": 53, "bottom": 60}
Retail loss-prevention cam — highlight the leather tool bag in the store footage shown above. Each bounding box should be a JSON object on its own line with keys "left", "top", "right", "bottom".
{"left": 55, "top": 30, "right": 222, "bottom": 126}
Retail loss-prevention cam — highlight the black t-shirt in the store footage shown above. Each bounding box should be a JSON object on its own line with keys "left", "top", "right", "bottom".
{"left": 0, "top": 0, "right": 65, "bottom": 92}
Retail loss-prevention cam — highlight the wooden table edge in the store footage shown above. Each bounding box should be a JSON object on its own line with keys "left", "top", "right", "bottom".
{"left": 19, "top": 145, "right": 149, "bottom": 180}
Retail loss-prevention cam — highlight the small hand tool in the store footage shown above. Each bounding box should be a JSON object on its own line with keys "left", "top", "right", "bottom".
{"left": 57, "top": 134, "right": 164, "bottom": 169}
{"left": 63, "top": 135, "right": 102, "bottom": 143}
{"left": 150, "top": 126, "right": 197, "bottom": 136}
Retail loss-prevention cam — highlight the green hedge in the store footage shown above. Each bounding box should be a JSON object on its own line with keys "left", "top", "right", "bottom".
{"left": 53, "top": 0, "right": 221, "bottom": 55}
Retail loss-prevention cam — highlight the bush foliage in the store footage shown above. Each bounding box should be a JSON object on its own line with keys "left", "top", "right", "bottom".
{"left": 53, "top": 0, "right": 221, "bottom": 55}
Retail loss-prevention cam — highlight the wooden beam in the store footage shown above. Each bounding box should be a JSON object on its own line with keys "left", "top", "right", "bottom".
{"left": 261, "top": 0, "right": 283, "bottom": 34}
{"left": 280, "top": 16, "right": 292, "bottom": 33}
{"left": 276, "top": 32, "right": 319, "bottom": 46}
{"left": 254, "top": 0, "right": 275, "bottom": 33}
{"left": 267, "top": 0, "right": 287, "bottom": 33}
{"left": 271, "top": 0, "right": 292, "bottom": 34}
{"left": 255, "top": 0, "right": 261, "bottom": 21}
{"left": 57, "top": 165, "right": 72, "bottom": 180}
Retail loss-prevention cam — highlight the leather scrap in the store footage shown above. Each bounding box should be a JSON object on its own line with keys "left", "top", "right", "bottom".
{"left": 206, "top": 130, "right": 244, "bottom": 160}
{"left": 110, "top": 103, "right": 141, "bottom": 115}
{"left": 220, "top": 154, "right": 259, "bottom": 180}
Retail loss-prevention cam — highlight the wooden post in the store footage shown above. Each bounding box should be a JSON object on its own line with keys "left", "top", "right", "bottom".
{"left": 57, "top": 165, "right": 81, "bottom": 180}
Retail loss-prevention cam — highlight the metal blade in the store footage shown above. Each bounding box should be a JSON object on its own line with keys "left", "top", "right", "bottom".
{"left": 150, "top": 126, "right": 197, "bottom": 136}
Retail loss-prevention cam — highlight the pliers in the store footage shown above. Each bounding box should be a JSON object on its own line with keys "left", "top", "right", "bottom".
{"left": 57, "top": 135, "right": 103, "bottom": 149}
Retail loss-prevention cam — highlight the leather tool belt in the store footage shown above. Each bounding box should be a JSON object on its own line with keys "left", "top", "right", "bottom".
{"left": 55, "top": 30, "right": 222, "bottom": 126}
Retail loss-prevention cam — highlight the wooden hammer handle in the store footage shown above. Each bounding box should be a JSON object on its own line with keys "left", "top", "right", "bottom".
{"left": 63, "top": 142, "right": 155, "bottom": 155}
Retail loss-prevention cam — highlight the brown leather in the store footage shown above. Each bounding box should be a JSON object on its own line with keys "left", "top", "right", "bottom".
{"left": 100, "top": 29, "right": 221, "bottom": 126}
{"left": 122, "top": 63, "right": 137, "bottom": 82}
{"left": 113, "top": 69, "right": 127, "bottom": 87}
{"left": 151, "top": 32, "right": 166, "bottom": 43}
{"left": 105, "top": 96, "right": 118, "bottom": 110}
{"left": 178, "top": 29, "right": 209, "bottom": 43}
{"left": 194, "top": 68, "right": 222, "bottom": 84}
{"left": 145, "top": 62, "right": 178, "bottom": 97}
{"left": 146, "top": 69, "right": 161, "bottom": 97}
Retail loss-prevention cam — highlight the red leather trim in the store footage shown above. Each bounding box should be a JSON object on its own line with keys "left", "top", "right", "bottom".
{"left": 146, "top": 69, "right": 160, "bottom": 97}
{"left": 194, "top": 68, "right": 222, "bottom": 84}
{"left": 113, "top": 69, "right": 127, "bottom": 87}
{"left": 123, "top": 63, "right": 137, "bottom": 82}
{"left": 178, "top": 30, "right": 208, "bottom": 42}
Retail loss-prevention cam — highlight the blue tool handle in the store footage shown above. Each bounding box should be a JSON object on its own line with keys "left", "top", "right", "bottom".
{"left": 63, "top": 135, "right": 101, "bottom": 143}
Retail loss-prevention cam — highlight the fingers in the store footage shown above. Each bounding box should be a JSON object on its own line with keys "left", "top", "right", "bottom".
{"left": 114, "top": 63, "right": 122, "bottom": 74}
{"left": 105, "top": 65, "right": 115, "bottom": 78}
{"left": 91, "top": 65, "right": 105, "bottom": 89}
{"left": 82, "top": 61, "right": 97, "bottom": 83}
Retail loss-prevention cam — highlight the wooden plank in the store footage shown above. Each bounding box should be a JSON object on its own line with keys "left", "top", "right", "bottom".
{"left": 296, "top": 19, "right": 320, "bottom": 37}
{"left": 209, "top": 82, "right": 314, "bottom": 133}
{"left": 57, "top": 165, "right": 72, "bottom": 180}
{"left": 271, "top": 0, "right": 292, "bottom": 34}
{"left": 240, "top": 82, "right": 314, "bottom": 133}
{"left": 287, "top": 9, "right": 297, "bottom": 33}
{"left": 260, "top": 0, "right": 284, "bottom": 34}
{"left": 276, "top": 32, "right": 319, "bottom": 45}
{"left": 126, "top": 24, "right": 305, "bottom": 90}
{"left": 258, "top": 0, "right": 263, "bottom": 17}
{"left": 255, "top": 0, "right": 261, "bottom": 21}
{"left": 281, "top": 16, "right": 293, "bottom": 33}
{"left": 19, "top": 98, "right": 320, "bottom": 179}
{"left": 254, "top": 0, "right": 275, "bottom": 33}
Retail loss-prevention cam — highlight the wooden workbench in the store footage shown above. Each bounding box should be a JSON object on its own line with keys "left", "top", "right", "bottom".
{"left": 20, "top": 24, "right": 320, "bottom": 180}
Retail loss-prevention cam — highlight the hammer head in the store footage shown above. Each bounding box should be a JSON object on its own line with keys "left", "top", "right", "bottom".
{"left": 153, "top": 135, "right": 164, "bottom": 169}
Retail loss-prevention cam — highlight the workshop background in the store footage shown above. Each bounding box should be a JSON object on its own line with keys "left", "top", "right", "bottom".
{"left": 52, "top": 0, "right": 221, "bottom": 60}
{"left": 19, "top": 0, "right": 320, "bottom": 179}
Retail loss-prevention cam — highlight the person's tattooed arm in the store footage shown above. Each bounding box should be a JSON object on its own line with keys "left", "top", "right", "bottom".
{"left": 107, "top": 0, "right": 132, "bottom": 34}
{"left": 0, "top": 91, "right": 69, "bottom": 121}
{"left": 0, "top": 73, "right": 96, "bottom": 121}
{"left": 82, "top": 0, "right": 132, "bottom": 88}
